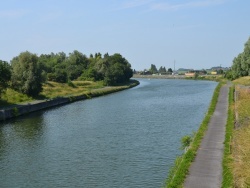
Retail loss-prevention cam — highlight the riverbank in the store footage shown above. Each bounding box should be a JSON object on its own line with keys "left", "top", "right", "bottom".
{"left": 165, "top": 82, "right": 222, "bottom": 187}
{"left": 0, "top": 80, "right": 139, "bottom": 121}
{"left": 133, "top": 74, "right": 224, "bottom": 82}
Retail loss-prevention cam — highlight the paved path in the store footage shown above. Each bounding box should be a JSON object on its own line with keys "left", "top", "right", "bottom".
{"left": 184, "top": 84, "right": 229, "bottom": 188}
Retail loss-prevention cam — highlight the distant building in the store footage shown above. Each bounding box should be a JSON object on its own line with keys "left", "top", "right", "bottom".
{"left": 185, "top": 72, "right": 195, "bottom": 77}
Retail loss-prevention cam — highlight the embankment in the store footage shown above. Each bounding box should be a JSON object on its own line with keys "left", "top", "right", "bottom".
{"left": 0, "top": 80, "right": 139, "bottom": 121}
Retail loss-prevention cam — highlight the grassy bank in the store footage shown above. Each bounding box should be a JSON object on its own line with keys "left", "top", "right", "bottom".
{"left": 0, "top": 80, "right": 139, "bottom": 108}
{"left": 231, "top": 76, "right": 250, "bottom": 187}
{"left": 165, "top": 82, "right": 222, "bottom": 188}
{"left": 222, "top": 85, "right": 234, "bottom": 188}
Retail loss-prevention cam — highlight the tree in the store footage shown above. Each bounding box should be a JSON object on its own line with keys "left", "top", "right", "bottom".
{"left": 0, "top": 60, "right": 11, "bottom": 96}
{"left": 159, "top": 66, "right": 167, "bottom": 74}
{"left": 103, "top": 53, "right": 133, "bottom": 85}
{"left": 66, "top": 50, "right": 89, "bottom": 80}
{"left": 168, "top": 68, "right": 173, "bottom": 73}
{"left": 149, "top": 64, "right": 158, "bottom": 74}
{"left": 230, "top": 37, "right": 250, "bottom": 80}
{"left": 11, "top": 51, "right": 43, "bottom": 96}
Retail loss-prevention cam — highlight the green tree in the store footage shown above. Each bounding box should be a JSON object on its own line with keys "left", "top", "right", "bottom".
{"left": 66, "top": 50, "right": 89, "bottom": 80}
{"left": 149, "top": 64, "right": 158, "bottom": 74}
{"left": 168, "top": 68, "right": 173, "bottom": 73}
{"left": 0, "top": 60, "right": 11, "bottom": 96}
{"left": 103, "top": 53, "right": 133, "bottom": 85}
{"left": 230, "top": 37, "right": 250, "bottom": 79}
{"left": 159, "top": 66, "right": 167, "bottom": 74}
{"left": 11, "top": 51, "right": 43, "bottom": 96}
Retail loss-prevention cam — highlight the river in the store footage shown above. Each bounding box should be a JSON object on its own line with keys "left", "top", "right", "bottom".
{"left": 0, "top": 79, "right": 217, "bottom": 188}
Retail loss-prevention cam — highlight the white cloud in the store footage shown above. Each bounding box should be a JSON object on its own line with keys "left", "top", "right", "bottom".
{"left": 151, "top": 0, "right": 227, "bottom": 11}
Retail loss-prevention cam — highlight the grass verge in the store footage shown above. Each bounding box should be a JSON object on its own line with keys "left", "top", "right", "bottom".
{"left": 165, "top": 82, "right": 222, "bottom": 188}
{"left": 221, "top": 85, "right": 234, "bottom": 188}
{"left": 0, "top": 80, "right": 139, "bottom": 108}
{"left": 231, "top": 79, "right": 250, "bottom": 187}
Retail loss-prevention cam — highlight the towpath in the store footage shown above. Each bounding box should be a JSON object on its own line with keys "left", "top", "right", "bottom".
{"left": 184, "top": 84, "right": 229, "bottom": 188}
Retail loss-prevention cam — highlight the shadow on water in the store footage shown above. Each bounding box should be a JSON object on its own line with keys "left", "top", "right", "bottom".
{"left": 0, "top": 111, "right": 45, "bottom": 142}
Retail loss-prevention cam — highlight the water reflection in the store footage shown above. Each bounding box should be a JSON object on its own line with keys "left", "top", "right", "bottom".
{"left": 11, "top": 114, "right": 44, "bottom": 140}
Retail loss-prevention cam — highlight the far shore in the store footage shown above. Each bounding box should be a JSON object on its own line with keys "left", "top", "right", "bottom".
{"left": 0, "top": 80, "right": 140, "bottom": 121}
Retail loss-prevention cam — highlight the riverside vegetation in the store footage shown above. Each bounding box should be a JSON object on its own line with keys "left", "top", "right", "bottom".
{"left": 0, "top": 51, "right": 134, "bottom": 107}
{"left": 231, "top": 76, "right": 250, "bottom": 187}
{"left": 166, "top": 36, "right": 250, "bottom": 187}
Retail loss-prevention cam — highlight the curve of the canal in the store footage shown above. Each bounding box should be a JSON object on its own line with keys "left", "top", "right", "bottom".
{"left": 0, "top": 79, "right": 217, "bottom": 188}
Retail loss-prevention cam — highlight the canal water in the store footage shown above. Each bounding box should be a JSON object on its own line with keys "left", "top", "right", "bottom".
{"left": 0, "top": 79, "right": 217, "bottom": 187}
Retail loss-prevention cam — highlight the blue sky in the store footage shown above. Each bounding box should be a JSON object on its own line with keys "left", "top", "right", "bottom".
{"left": 1, "top": 0, "right": 249, "bottom": 70}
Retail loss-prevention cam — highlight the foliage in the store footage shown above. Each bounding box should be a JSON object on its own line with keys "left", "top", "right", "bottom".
{"left": 228, "top": 37, "right": 250, "bottom": 80}
{"left": 0, "top": 60, "right": 11, "bottom": 96}
{"left": 168, "top": 68, "right": 173, "bottom": 73}
{"left": 181, "top": 135, "right": 192, "bottom": 150}
{"left": 159, "top": 66, "right": 167, "bottom": 74}
{"left": 149, "top": 64, "right": 158, "bottom": 74}
{"left": 11, "top": 51, "right": 43, "bottom": 97}
{"left": 166, "top": 82, "right": 222, "bottom": 187}
{"left": 38, "top": 51, "right": 133, "bottom": 86}
{"left": 3, "top": 50, "right": 133, "bottom": 98}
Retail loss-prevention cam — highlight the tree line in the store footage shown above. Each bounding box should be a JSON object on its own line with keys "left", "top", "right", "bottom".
{"left": 226, "top": 37, "right": 250, "bottom": 80}
{"left": 0, "top": 51, "right": 133, "bottom": 97}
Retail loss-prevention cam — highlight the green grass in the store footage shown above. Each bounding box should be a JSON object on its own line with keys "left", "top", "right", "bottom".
{"left": 0, "top": 88, "right": 34, "bottom": 107}
{"left": 222, "top": 85, "right": 234, "bottom": 188}
{"left": 165, "top": 82, "right": 222, "bottom": 188}
{"left": 41, "top": 80, "right": 104, "bottom": 98}
{"left": 0, "top": 80, "right": 139, "bottom": 108}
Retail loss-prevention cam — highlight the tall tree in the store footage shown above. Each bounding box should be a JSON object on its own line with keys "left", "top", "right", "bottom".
{"left": 66, "top": 50, "right": 89, "bottom": 80}
{"left": 230, "top": 37, "right": 250, "bottom": 79}
{"left": 168, "top": 68, "right": 173, "bottom": 73}
{"left": 149, "top": 64, "right": 158, "bottom": 74}
{"left": 11, "top": 51, "right": 43, "bottom": 96}
{"left": 101, "top": 54, "right": 133, "bottom": 85}
{"left": 0, "top": 60, "right": 11, "bottom": 96}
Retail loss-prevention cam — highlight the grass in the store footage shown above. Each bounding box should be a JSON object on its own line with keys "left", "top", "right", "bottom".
{"left": 165, "top": 82, "right": 222, "bottom": 188}
{"left": 222, "top": 85, "right": 234, "bottom": 188}
{"left": 233, "top": 76, "right": 250, "bottom": 86}
{"left": 41, "top": 80, "right": 104, "bottom": 98}
{"left": 0, "top": 88, "right": 34, "bottom": 107}
{"left": 231, "top": 77, "right": 250, "bottom": 187}
{"left": 0, "top": 80, "right": 139, "bottom": 108}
